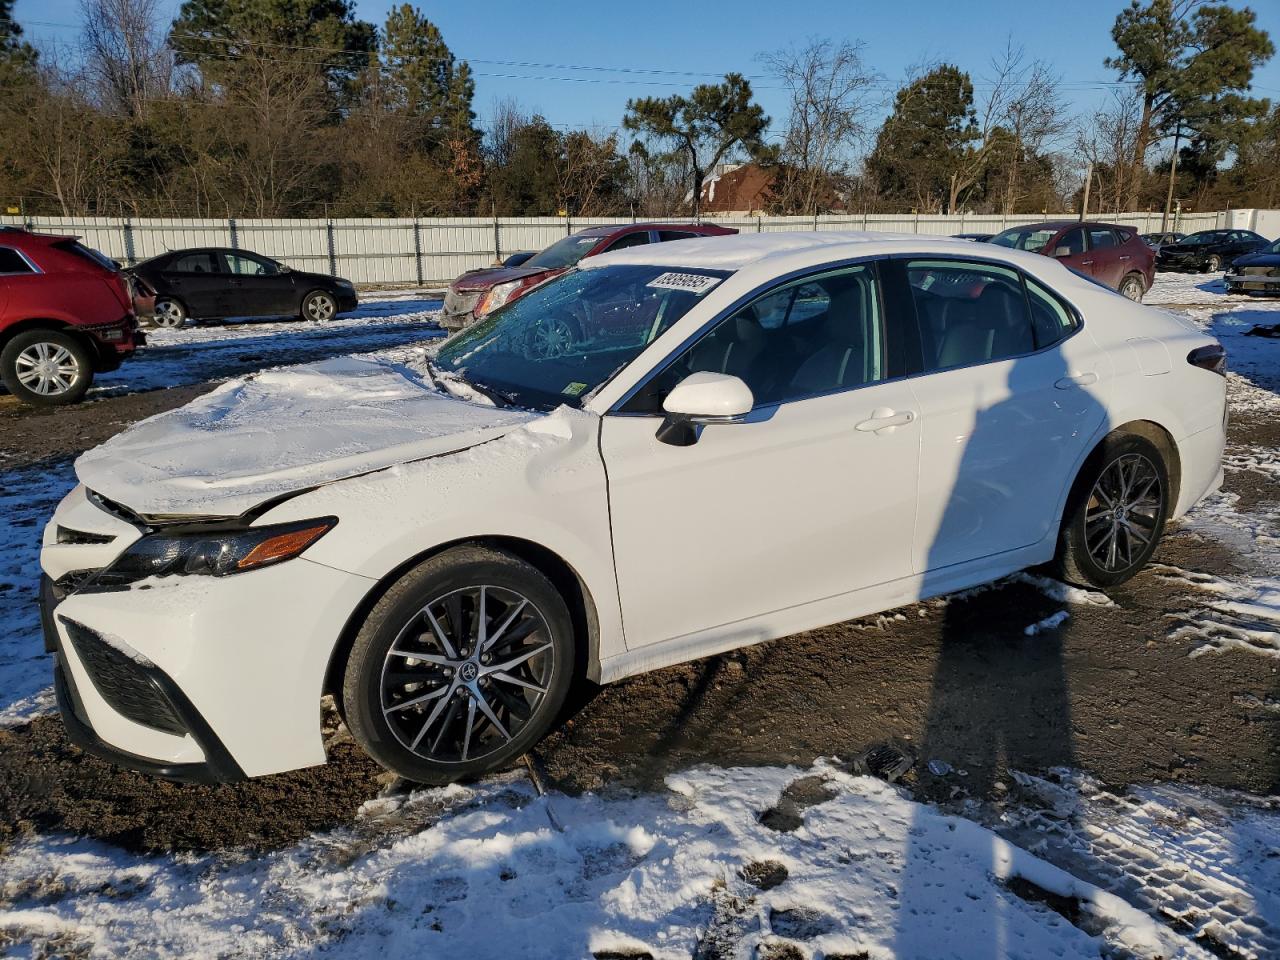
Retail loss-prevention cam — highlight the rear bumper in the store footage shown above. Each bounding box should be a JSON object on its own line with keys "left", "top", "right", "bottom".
{"left": 1225, "top": 273, "right": 1280, "bottom": 292}
{"left": 83, "top": 316, "right": 142, "bottom": 370}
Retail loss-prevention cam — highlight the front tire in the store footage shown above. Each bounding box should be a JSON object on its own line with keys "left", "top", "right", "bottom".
{"left": 0, "top": 330, "right": 94, "bottom": 406}
{"left": 342, "top": 545, "right": 575, "bottom": 784}
{"left": 1118, "top": 273, "right": 1145, "bottom": 302}
{"left": 1205, "top": 254, "right": 1222, "bottom": 273}
{"left": 1054, "top": 433, "right": 1170, "bottom": 588}
{"left": 302, "top": 290, "right": 338, "bottom": 322}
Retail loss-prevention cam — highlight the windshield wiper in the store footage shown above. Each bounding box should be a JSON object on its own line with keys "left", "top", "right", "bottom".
{"left": 465, "top": 380, "right": 517, "bottom": 408}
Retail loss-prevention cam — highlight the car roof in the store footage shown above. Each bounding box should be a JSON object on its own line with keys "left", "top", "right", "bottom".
{"left": 585, "top": 230, "right": 1053, "bottom": 273}
{"left": 573, "top": 222, "right": 724, "bottom": 238}
{"left": 1002, "top": 220, "right": 1135, "bottom": 232}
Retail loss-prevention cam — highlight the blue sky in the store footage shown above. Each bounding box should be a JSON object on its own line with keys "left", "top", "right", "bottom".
{"left": 14, "top": 0, "right": 1280, "bottom": 140}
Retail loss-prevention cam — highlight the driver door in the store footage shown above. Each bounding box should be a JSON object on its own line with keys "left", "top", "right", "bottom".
{"left": 600, "top": 261, "right": 922, "bottom": 649}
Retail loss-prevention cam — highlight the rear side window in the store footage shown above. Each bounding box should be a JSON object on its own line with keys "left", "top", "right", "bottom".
{"left": 1088, "top": 229, "right": 1118, "bottom": 249}
{"left": 169, "top": 252, "right": 221, "bottom": 273}
{"left": 53, "top": 240, "right": 117, "bottom": 271}
{"left": 657, "top": 230, "right": 699, "bottom": 242}
{"left": 906, "top": 260, "right": 1034, "bottom": 371}
{"left": 0, "top": 248, "right": 34, "bottom": 274}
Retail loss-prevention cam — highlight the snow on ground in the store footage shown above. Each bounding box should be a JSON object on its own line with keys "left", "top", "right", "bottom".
{"left": 88, "top": 291, "right": 444, "bottom": 399}
{"left": 1, "top": 288, "right": 1279, "bottom": 958}
{"left": 0, "top": 761, "right": 1253, "bottom": 960}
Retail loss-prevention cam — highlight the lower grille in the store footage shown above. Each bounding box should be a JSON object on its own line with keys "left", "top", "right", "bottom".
{"left": 61, "top": 619, "right": 187, "bottom": 736}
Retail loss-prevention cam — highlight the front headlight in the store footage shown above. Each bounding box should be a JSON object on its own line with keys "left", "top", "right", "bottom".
{"left": 475, "top": 279, "right": 525, "bottom": 317}
{"left": 86, "top": 518, "right": 336, "bottom": 590}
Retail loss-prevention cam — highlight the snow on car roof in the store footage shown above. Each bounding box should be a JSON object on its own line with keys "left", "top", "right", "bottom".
{"left": 584, "top": 230, "right": 983, "bottom": 272}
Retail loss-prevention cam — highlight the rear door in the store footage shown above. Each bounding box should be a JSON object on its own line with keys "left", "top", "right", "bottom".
{"left": 1086, "top": 227, "right": 1124, "bottom": 288}
{"left": 220, "top": 253, "right": 297, "bottom": 317}
{"left": 159, "top": 251, "right": 226, "bottom": 318}
{"left": 895, "top": 257, "right": 1111, "bottom": 573}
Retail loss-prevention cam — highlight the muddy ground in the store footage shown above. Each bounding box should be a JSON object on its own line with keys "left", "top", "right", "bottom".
{"left": 0, "top": 369, "right": 1276, "bottom": 855}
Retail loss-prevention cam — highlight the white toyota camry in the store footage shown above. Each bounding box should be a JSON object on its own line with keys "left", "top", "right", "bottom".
{"left": 39, "top": 232, "right": 1226, "bottom": 784}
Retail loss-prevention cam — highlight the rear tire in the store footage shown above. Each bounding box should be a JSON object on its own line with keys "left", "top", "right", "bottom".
{"left": 1118, "top": 273, "right": 1145, "bottom": 302}
{"left": 150, "top": 298, "right": 187, "bottom": 327}
{"left": 1053, "top": 433, "right": 1170, "bottom": 588}
{"left": 342, "top": 545, "right": 575, "bottom": 784}
{"left": 0, "top": 330, "right": 94, "bottom": 406}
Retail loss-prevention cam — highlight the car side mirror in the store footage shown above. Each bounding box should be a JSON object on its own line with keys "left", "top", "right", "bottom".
{"left": 656, "top": 372, "right": 754, "bottom": 446}
{"left": 1051, "top": 247, "right": 1072, "bottom": 258}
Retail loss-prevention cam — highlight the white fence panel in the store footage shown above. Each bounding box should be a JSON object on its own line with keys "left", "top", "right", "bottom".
{"left": 0, "top": 210, "right": 1264, "bottom": 285}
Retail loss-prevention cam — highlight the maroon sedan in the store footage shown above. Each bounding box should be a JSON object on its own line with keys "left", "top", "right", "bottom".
{"left": 0, "top": 228, "right": 145, "bottom": 406}
{"left": 441, "top": 222, "right": 737, "bottom": 331}
{"left": 989, "top": 221, "right": 1155, "bottom": 301}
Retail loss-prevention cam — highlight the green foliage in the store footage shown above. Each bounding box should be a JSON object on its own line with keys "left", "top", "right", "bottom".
{"left": 0, "top": 0, "right": 37, "bottom": 87}
{"left": 865, "top": 65, "right": 977, "bottom": 211}
{"left": 624, "top": 73, "right": 773, "bottom": 215}
{"left": 379, "top": 4, "right": 475, "bottom": 138}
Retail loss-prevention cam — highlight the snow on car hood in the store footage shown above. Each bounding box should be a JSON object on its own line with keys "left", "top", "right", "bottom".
{"left": 75, "top": 358, "right": 539, "bottom": 519}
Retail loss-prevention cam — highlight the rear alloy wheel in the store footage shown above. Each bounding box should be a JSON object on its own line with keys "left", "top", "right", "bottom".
{"left": 1119, "top": 273, "right": 1145, "bottom": 302}
{"left": 1054, "top": 433, "right": 1169, "bottom": 588}
{"left": 1206, "top": 254, "right": 1222, "bottom": 273}
{"left": 0, "top": 330, "right": 94, "bottom": 406}
{"left": 343, "top": 546, "right": 575, "bottom": 783}
{"left": 302, "top": 291, "right": 337, "bottom": 322}
{"left": 151, "top": 298, "right": 187, "bottom": 327}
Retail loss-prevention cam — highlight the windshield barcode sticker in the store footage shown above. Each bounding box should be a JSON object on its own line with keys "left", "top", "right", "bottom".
{"left": 646, "top": 272, "right": 721, "bottom": 295}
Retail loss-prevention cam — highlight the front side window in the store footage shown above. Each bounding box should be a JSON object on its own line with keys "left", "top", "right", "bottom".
{"left": 626, "top": 264, "right": 883, "bottom": 411}
{"left": 433, "top": 264, "right": 729, "bottom": 410}
{"left": 223, "top": 253, "right": 277, "bottom": 276}
{"left": 1055, "top": 228, "right": 1086, "bottom": 255}
{"left": 990, "top": 227, "right": 1056, "bottom": 253}
{"left": 604, "top": 232, "right": 650, "bottom": 252}
{"left": 0, "top": 248, "right": 34, "bottom": 274}
{"left": 906, "top": 260, "right": 1034, "bottom": 371}
{"left": 523, "top": 235, "right": 600, "bottom": 270}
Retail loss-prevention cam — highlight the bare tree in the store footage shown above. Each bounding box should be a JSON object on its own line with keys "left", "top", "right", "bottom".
{"left": 486, "top": 96, "right": 528, "bottom": 169}
{"left": 554, "top": 126, "right": 625, "bottom": 216}
{"left": 947, "top": 43, "right": 1066, "bottom": 213}
{"left": 763, "top": 38, "right": 878, "bottom": 215}
{"left": 1075, "top": 90, "right": 1144, "bottom": 214}
{"left": 80, "top": 0, "right": 172, "bottom": 119}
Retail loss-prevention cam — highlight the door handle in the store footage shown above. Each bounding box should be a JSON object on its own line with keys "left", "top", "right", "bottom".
{"left": 1080, "top": 259, "right": 1094, "bottom": 265}
{"left": 1055, "top": 372, "right": 1098, "bottom": 389}
{"left": 855, "top": 408, "right": 916, "bottom": 433}
{"left": 1119, "top": 255, "right": 1131, "bottom": 261}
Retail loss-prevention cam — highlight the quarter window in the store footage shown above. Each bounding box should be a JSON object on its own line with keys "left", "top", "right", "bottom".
{"left": 1025, "top": 276, "right": 1077, "bottom": 348}
{"left": 905, "top": 260, "right": 1035, "bottom": 371}
{"left": 631, "top": 264, "right": 884, "bottom": 410}
{"left": 0, "top": 248, "right": 34, "bottom": 274}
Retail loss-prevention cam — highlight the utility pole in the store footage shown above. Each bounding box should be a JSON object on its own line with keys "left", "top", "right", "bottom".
{"left": 1080, "top": 161, "right": 1093, "bottom": 221}
{"left": 1161, "top": 121, "right": 1181, "bottom": 234}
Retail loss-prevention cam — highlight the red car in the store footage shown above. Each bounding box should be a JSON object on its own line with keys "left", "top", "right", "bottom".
{"left": 441, "top": 222, "right": 738, "bottom": 331}
{"left": 989, "top": 221, "right": 1155, "bottom": 301}
{"left": 0, "top": 229, "right": 145, "bottom": 406}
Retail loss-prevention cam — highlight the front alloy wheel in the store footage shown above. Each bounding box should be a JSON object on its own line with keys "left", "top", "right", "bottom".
{"left": 303, "top": 291, "right": 337, "bottom": 322}
{"left": 1206, "top": 255, "right": 1222, "bottom": 273}
{"left": 343, "top": 545, "right": 574, "bottom": 783}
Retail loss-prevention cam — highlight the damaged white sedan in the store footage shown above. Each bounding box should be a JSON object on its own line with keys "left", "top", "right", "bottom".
{"left": 39, "top": 232, "right": 1227, "bottom": 783}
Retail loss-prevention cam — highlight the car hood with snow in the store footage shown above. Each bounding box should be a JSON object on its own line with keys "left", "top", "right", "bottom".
{"left": 73, "top": 358, "right": 541, "bottom": 519}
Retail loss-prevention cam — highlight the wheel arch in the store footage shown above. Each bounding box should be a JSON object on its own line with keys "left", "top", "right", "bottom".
{"left": 321, "top": 535, "right": 601, "bottom": 715}
{"left": 1060, "top": 419, "right": 1181, "bottom": 527}
{"left": 0, "top": 317, "right": 79, "bottom": 347}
